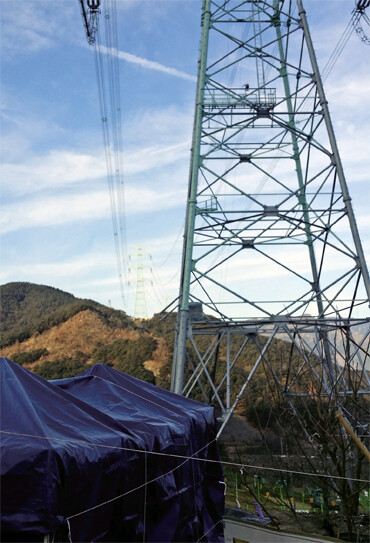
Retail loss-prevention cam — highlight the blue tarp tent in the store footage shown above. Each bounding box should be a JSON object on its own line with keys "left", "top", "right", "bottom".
{"left": 0, "top": 358, "right": 224, "bottom": 542}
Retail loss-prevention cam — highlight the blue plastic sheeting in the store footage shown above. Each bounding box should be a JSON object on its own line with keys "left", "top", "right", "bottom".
{"left": 1, "top": 358, "right": 224, "bottom": 542}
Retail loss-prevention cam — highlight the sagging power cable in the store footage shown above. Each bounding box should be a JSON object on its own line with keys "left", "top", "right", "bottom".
{"left": 79, "top": 0, "right": 128, "bottom": 309}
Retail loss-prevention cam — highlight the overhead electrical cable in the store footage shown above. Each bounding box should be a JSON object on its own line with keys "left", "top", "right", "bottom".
{"left": 2, "top": 431, "right": 368, "bottom": 485}
{"left": 104, "top": 0, "right": 128, "bottom": 279}
{"left": 79, "top": 0, "right": 128, "bottom": 309}
{"left": 321, "top": 17, "right": 355, "bottom": 81}
{"left": 94, "top": 28, "right": 126, "bottom": 308}
{"left": 292, "top": 7, "right": 358, "bottom": 124}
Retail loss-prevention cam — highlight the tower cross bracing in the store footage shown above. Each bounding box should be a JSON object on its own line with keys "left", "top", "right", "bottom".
{"left": 171, "top": 0, "right": 370, "bottom": 436}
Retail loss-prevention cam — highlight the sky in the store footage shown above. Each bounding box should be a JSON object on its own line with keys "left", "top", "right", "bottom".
{"left": 1, "top": 0, "right": 369, "bottom": 318}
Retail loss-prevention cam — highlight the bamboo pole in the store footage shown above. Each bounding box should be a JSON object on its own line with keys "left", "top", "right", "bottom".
{"left": 336, "top": 411, "right": 370, "bottom": 462}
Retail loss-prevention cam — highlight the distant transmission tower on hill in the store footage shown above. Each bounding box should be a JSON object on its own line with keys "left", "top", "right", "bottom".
{"left": 171, "top": 0, "right": 369, "bottom": 438}
{"left": 129, "top": 248, "right": 167, "bottom": 318}
{"left": 129, "top": 247, "right": 149, "bottom": 319}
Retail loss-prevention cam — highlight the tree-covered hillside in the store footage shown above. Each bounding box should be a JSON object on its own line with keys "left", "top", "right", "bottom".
{"left": 0, "top": 282, "right": 324, "bottom": 406}
{"left": 0, "top": 282, "right": 132, "bottom": 348}
{"left": 0, "top": 282, "right": 164, "bottom": 385}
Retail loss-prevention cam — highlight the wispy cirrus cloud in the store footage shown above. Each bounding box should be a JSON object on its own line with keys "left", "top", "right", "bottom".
{"left": 0, "top": 1, "right": 79, "bottom": 57}
{"left": 0, "top": 251, "right": 116, "bottom": 282}
{"left": 1, "top": 186, "right": 186, "bottom": 234}
{"left": 1, "top": 151, "right": 106, "bottom": 197}
{"left": 1, "top": 102, "right": 193, "bottom": 197}
{"left": 1, "top": 140, "right": 190, "bottom": 198}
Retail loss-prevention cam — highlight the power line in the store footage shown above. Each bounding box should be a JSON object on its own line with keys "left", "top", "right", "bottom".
{"left": 79, "top": 0, "right": 128, "bottom": 310}
{"left": 2, "top": 430, "right": 368, "bottom": 485}
{"left": 321, "top": 17, "right": 355, "bottom": 81}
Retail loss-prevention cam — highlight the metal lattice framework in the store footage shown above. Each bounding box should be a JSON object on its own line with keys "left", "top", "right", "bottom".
{"left": 171, "top": 0, "right": 370, "bottom": 437}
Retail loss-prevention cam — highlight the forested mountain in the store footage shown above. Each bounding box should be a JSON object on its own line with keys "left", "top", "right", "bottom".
{"left": 0, "top": 282, "right": 288, "bottom": 407}
{"left": 0, "top": 282, "right": 132, "bottom": 348}
{"left": 0, "top": 282, "right": 162, "bottom": 383}
{"left": 0, "top": 281, "right": 308, "bottom": 425}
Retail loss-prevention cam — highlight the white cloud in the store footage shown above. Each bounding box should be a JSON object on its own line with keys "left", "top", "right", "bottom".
{"left": 1, "top": 185, "right": 186, "bottom": 234}
{"left": 1, "top": 101, "right": 193, "bottom": 198}
{"left": 2, "top": 139, "right": 190, "bottom": 197}
{"left": 0, "top": 1, "right": 78, "bottom": 57}
{"left": 1, "top": 151, "right": 106, "bottom": 196}
{"left": 0, "top": 250, "right": 117, "bottom": 289}
{"left": 2, "top": 6, "right": 55, "bottom": 54}
{"left": 1, "top": 190, "right": 110, "bottom": 234}
{"left": 123, "top": 105, "right": 194, "bottom": 145}
{"left": 125, "top": 140, "right": 190, "bottom": 174}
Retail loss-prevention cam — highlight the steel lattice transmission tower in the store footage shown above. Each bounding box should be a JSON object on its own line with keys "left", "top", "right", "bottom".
{"left": 171, "top": 0, "right": 370, "bottom": 436}
{"left": 129, "top": 247, "right": 149, "bottom": 319}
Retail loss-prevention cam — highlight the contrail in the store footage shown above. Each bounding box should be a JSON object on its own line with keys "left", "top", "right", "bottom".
{"left": 100, "top": 45, "right": 197, "bottom": 82}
